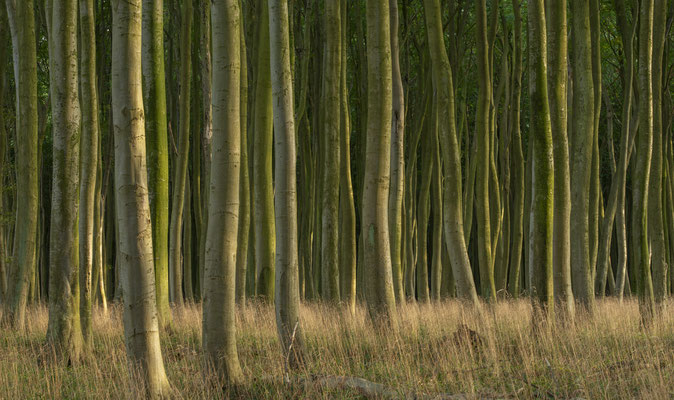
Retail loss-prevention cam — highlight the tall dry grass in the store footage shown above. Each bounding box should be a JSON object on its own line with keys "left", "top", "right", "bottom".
{"left": 0, "top": 299, "right": 672, "bottom": 399}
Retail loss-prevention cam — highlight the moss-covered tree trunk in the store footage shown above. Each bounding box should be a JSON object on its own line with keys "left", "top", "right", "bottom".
{"left": 1, "top": 0, "right": 39, "bottom": 330}
{"left": 635, "top": 0, "right": 656, "bottom": 323}
{"left": 528, "top": 0, "right": 554, "bottom": 319}
{"left": 253, "top": 1, "right": 275, "bottom": 300}
{"left": 46, "top": 0, "right": 83, "bottom": 363}
{"left": 570, "top": 0, "right": 595, "bottom": 313}
{"left": 141, "top": 0, "right": 171, "bottom": 327}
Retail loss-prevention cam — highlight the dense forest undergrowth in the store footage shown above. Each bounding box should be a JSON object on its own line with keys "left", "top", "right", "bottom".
{"left": 2, "top": 300, "right": 673, "bottom": 399}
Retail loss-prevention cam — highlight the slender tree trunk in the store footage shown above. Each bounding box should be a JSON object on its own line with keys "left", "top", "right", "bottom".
{"left": 1, "top": 0, "right": 39, "bottom": 330}
{"left": 46, "top": 0, "right": 83, "bottom": 363}
{"left": 198, "top": 0, "right": 212, "bottom": 302}
{"left": 545, "top": 0, "right": 574, "bottom": 318}
{"left": 78, "top": 0, "right": 100, "bottom": 350}
{"left": 236, "top": 5, "right": 249, "bottom": 305}
{"left": 168, "top": 0, "right": 192, "bottom": 306}
{"left": 362, "top": 0, "right": 398, "bottom": 325}
{"left": 112, "top": 0, "right": 172, "bottom": 395}
{"left": 635, "top": 0, "right": 656, "bottom": 323}
{"left": 423, "top": 0, "right": 479, "bottom": 304}
{"left": 508, "top": 0, "right": 524, "bottom": 298}
{"left": 321, "top": 0, "right": 341, "bottom": 302}
{"left": 141, "top": 0, "right": 171, "bottom": 327}
{"left": 475, "top": 0, "right": 495, "bottom": 301}
{"left": 388, "top": 0, "right": 405, "bottom": 303}
{"left": 339, "top": 0, "right": 356, "bottom": 313}
{"left": 0, "top": 5, "right": 9, "bottom": 304}
{"left": 416, "top": 126, "right": 433, "bottom": 303}
{"left": 649, "top": 0, "right": 667, "bottom": 303}
{"left": 528, "top": 0, "right": 554, "bottom": 319}
{"left": 253, "top": 1, "right": 275, "bottom": 300}
{"left": 269, "top": 0, "right": 305, "bottom": 367}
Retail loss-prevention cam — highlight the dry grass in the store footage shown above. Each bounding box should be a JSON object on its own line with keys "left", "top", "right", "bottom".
{"left": 1, "top": 299, "right": 672, "bottom": 399}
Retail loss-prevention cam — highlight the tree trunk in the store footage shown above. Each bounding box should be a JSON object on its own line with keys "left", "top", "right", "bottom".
{"left": 362, "top": 0, "right": 398, "bottom": 325}
{"left": 141, "top": 0, "right": 171, "bottom": 327}
{"left": 339, "top": 0, "right": 356, "bottom": 314}
{"left": 168, "top": 0, "right": 192, "bottom": 306}
{"left": 253, "top": 1, "right": 275, "bottom": 300}
{"left": 46, "top": 0, "right": 83, "bottom": 363}
{"left": 78, "top": 0, "right": 100, "bottom": 350}
{"left": 388, "top": 0, "right": 405, "bottom": 304}
{"left": 1, "top": 0, "right": 39, "bottom": 330}
{"left": 528, "top": 0, "right": 554, "bottom": 319}
{"left": 423, "top": 0, "right": 479, "bottom": 304}
{"left": 545, "top": 0, "right": 574, "bottom": 318}
{"left": 111, "top": 0, "right": 172, "bottom": 395}
{"left": 635, "top": 0, "right": 656, "bottom": 323}
{"left": 269, "top": 0, "right": 305, "bottom": 368}
{"left": 570, "top": 0, "right": 595, "bottom": 313}
{"left": 321, "top": 0, "right": 341, "bottom": 302}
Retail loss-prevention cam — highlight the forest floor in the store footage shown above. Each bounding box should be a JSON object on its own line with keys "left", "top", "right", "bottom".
{"left": 1, "top": 299, "right": 673, "bottom": 399}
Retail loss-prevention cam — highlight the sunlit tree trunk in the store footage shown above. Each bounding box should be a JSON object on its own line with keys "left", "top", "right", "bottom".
{"left": 141, "top": 0, "right": 171, "bottom": 327}
{"left": 0, "top": 5, "right": 8, "bottom": 303}
{"left": 78, "top": 0, "right": 100, "bottom": 349}
{"left": 362, "top": 0, "right": 398, "bottom": 325}
{"left": 202, "top": 0, "right": 244, "bottom": 384}
{"left": 46, "top": 0, "right": 83, "bottom": 363}
{"left": 111, "top": 0, "right": 172, "bottom": 395}
{"left": 545, "top": 0, "right": 574, "bottom": 319}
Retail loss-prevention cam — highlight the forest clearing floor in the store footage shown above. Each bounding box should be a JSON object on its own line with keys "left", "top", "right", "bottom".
{"left": 1, "top": 299, "right": 673, "bottom": 399}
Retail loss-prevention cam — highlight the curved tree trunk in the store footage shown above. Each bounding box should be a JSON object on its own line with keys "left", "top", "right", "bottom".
{"left": 168, "top": 0, "right": 193, "bottom": 306}
{"left": 423, "top": 0, "right": 479, "bottom": 304}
